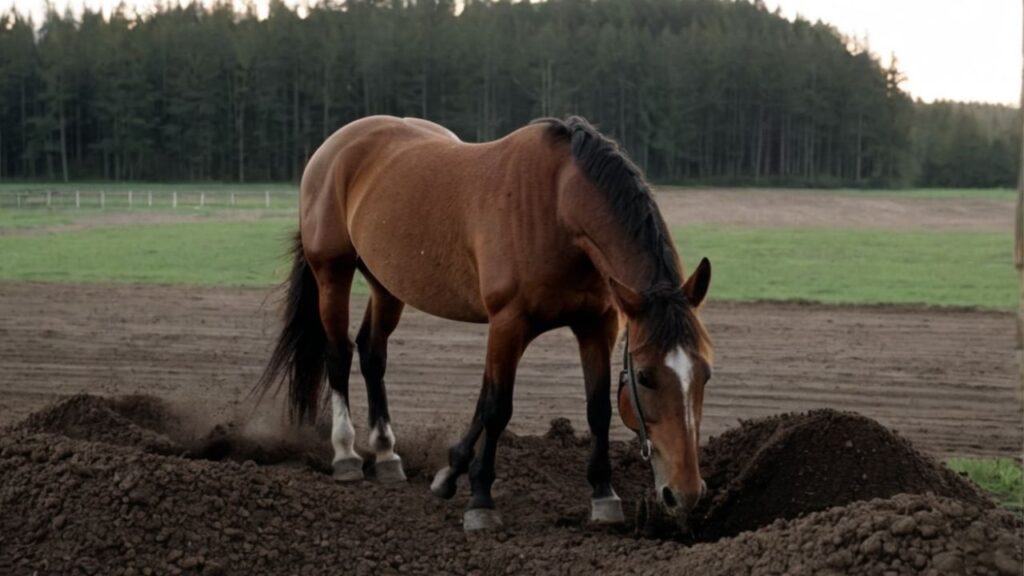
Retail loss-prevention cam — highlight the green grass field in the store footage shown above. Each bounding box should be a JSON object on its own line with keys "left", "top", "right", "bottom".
{"left": 0, "top": 220, "right": 292, "bottom": 285}
{"left": 947, "top": 458, "right": 1024, "bottom": 510}
{"left": 0, "top": 207, "right": 294, "bottom": 229}
{"left": 677, "top": 225, "right": 1014, "bottom": 309}
{"left": 0, "top": 217, "right": 1013, "bottom": 309}
{"left": 0, "top": 209, "right": 80, "bottom": 229}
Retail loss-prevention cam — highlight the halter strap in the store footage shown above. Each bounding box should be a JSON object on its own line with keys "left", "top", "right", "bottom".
{"left": 622, "top": 330, "right": 653, "bottom": 461}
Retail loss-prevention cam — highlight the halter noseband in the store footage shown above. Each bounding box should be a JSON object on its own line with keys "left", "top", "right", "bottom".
{"left": 621, "top": 330, "right": 653, "bottom": 461}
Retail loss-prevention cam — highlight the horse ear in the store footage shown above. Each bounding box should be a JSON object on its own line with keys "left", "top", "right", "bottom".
{"left": 682, "top": 257, "right": 711, "bottom": 308}
{"left": 608, "top": 276, "right": 645, "bottom": 316}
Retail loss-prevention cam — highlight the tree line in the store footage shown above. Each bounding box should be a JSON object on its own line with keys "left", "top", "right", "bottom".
{"left": 0, "top": 0, "right": 1017, "bottom": 187}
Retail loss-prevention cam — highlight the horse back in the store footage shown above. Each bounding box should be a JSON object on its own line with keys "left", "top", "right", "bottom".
{"left": 302, "top": 116, "right": 607, "bottom": 325}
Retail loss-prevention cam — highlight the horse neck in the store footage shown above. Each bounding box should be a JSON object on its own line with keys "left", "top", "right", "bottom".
{"left": 561, "top": 176, "right": 680, "bottom": 299}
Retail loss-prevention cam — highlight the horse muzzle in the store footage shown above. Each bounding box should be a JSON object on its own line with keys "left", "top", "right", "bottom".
{"left": 657, "top": 479, "right": 707, "bottom": 520}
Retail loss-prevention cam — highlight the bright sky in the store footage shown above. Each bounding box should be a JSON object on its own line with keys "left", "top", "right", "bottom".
{"left": 3, "top": 0, "right": 1020, "bottom": 105}
{"left": 763, "top": 0, "right": 1021, "bottom": 105}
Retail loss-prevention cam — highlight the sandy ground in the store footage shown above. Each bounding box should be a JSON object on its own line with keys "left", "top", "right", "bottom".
{"left": 656, "top": 188, "right": 1013, "bottom": 232}
{"left": 1, "top": 282, "right": 1018, "bottom": 459}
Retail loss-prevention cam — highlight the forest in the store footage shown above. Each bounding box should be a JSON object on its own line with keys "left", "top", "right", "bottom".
{"left": 0, "top": 0, "right": 1018, "bottom": 186}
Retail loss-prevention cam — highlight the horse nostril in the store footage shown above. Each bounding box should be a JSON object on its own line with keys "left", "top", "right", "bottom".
{"left": 661, "top": 486, "right": 678, "bottom": 508}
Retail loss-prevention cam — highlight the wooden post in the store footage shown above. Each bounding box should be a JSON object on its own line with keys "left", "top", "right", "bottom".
{"left": 16, "top": 194, "right": 20, "bottom": 208}
{"left": 46, "top": 190, "right": 51, "bottom": 207}
{"left": 1016, "top": 0, "right": 1024, "bottom": 414}
{"left": 200, "top": 191, "right": 205, "bottom": 207}
{"left": 265, "top": 190, "right": 270, "bottom": 208}
{"left": 75, "top": 190, "right": 80, "bottom": 208}
{"left": 148, "top": 191, "right": 152, "bottom": 207}
{"left": 230, "top": 192, "right": 236, "bottom": 206}
{"left": 128, "top": 190, "right": 133, "bottom": 208}
{"left": 100, "top": 191, "right": 105, "bottom": 209}
{"left": 172, "top": 191, "right": 178, "bottom": 209}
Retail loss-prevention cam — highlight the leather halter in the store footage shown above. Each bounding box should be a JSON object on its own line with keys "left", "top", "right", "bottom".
{"left": 620, "top": 329, "right": 653, "bottom": 461}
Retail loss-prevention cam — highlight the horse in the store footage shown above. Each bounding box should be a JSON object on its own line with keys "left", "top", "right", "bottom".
{"left": 257, "top": 115, "right": 713, "bottom": 531}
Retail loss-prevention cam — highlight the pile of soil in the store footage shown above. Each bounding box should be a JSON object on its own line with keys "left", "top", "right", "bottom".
{"left": 15, "top": 395, "right": 182, "bottom": 455}
{"left": 650, "top": 493, "right": 1023, "bottom": 575}
{"left": 0, "top": 395, "right": 1019, "bottom": 576}
{"left": 692, "top": 410, "right": 991, "bottom": 540}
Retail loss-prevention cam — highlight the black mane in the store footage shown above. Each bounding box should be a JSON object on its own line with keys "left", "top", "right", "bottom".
{"left": 535, "top": 116, "right": 710, "bottom": 358}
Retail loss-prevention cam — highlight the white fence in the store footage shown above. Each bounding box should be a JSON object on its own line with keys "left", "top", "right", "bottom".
{"left": 0, "top": 188, "right": 298, "bottom": 210}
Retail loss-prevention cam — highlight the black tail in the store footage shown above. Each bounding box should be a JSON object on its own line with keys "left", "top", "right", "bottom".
{"left": 255, "top": 232, "right": 327, "bottom": 424}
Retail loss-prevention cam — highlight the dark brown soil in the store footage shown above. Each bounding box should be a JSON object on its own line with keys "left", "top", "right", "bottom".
{"left": 1, "top": 395, "right": 1020, "bottom": 575}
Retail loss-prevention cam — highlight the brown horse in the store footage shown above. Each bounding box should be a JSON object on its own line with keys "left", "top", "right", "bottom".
{"left": 258, "top": 115, "right": 713, "bottom": 531}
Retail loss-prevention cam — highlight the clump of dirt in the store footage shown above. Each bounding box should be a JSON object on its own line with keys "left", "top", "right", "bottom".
{"left": 691, "top": 410, "right": 992, "bottom": 540}
{"left": 0, "top": 395, "right": 1019, "bottom": 576}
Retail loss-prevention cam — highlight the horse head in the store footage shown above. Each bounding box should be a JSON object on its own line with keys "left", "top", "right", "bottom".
{"left": 612, "top": 257, "right": 713, "bottom": 523}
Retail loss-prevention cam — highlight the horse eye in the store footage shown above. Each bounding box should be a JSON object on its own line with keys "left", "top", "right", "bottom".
{"left": 637, "top": 370, "right": 654, "bottom": 389}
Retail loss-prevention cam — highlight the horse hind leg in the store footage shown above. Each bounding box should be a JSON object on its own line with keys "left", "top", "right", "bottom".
{"left": 316, "top": 257, "right": 364, "bottom": 482}
{"left": 356, "top": 266, "right": 407, "bottom": 483}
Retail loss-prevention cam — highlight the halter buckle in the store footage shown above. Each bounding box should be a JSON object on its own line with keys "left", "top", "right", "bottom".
{"left": 640, "top": 439, "right": 653, "bottom": 461}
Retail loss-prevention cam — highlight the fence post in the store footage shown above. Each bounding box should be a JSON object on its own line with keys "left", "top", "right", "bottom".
{"left": 46, "top": 190, "right": 52, "bottom": 207}
{"left": 172, "top": 191, "right": 178, "bottom": 209}
{"left": 128, "top": 190, "right": 133, "bottom": 208}
{"left": 1017, "top": 10, "right": 1024, "bottom": 415}
{"left": 76, "top": 190, "right": 80, "bottom": 208}
{"left": 200, "top": 191, "right": 205, "bottom": 207}
{"left": 265, "top": 190, "right": 270, "bottom": 208}
{"left": 100, "top": 191, "right": 105, "bottom": 209}
{"left": 230, "top": 192, "right": 236, "bottom": 206}
{"left": 148, "top": 191, "right": 152, "bottom": 207}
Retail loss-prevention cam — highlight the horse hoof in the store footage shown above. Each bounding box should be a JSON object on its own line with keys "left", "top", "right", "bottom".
{"left": 430, "top": 466, "right": 456, "bottom": 499}
{"left": 374, "top": 457, "right": 407, "bottom": 483}
{"left": 463, "top": 508, "right": 503, "bottom": 531}
{"left": 332, "top": 457, "right": 364, "bottom": 482}
{"left": 590, "top": 494, "right": 625, "bottom": 524}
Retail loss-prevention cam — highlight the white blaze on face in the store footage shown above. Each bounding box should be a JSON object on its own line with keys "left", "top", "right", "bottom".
{"left": 331, "top": 392, "right": 360, "bottom": 464}
{"left": 665, "top": 346, "right": 697, "bottom": 446}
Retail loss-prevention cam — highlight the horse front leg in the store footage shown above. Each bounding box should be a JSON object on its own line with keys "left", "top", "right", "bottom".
{"left": 430, "top": 313, "right": 531, "bottom": 531}
{"left": 573, "top": 311, "right": 624, "bottom": 524}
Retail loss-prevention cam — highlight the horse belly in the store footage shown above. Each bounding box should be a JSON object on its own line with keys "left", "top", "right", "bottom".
{"left": 348, "top": 191, "right": 488, "bottom": 323}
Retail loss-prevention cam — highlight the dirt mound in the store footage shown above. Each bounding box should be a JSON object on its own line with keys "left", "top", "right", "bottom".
{"left": 654, "top": 493, "right": 1023, "bottom": 575}
{"left": 0, "top": 395, "right": 1019, "bottom": 576}
{"left": 692, "top": 410, "right": 991, "bottom": 540}
{"left": 12, "top": 394, "right": 183, "bottom": 455}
